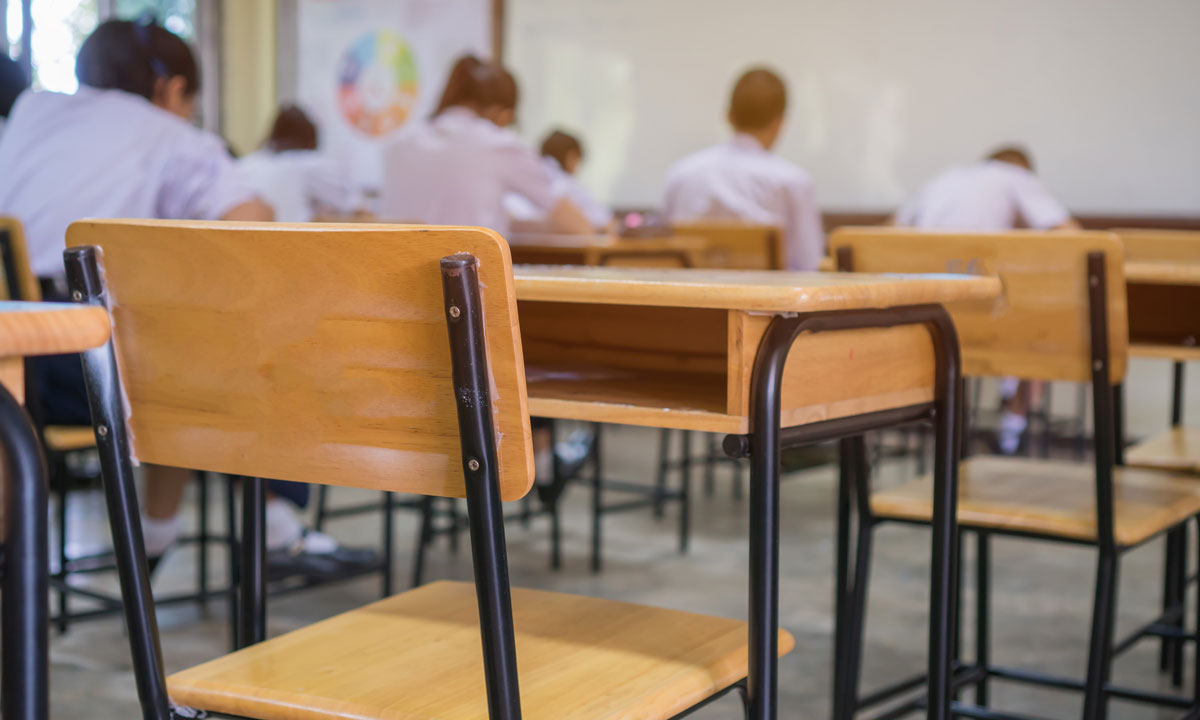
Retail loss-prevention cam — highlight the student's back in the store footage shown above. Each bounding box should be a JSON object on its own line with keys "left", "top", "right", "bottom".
{"left": 895, "top": 149, "right": 1075, "bottom": 231}
{"left": 0, "top": 88, "right": 252, "bottom": 277}
{"left": 661, "top": 67, "right": 824, "bottom": 271}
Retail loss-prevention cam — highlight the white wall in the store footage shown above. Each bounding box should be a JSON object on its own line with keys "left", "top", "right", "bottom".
{"left": 506, "top": 0, "right": 1200, "bottom": 214}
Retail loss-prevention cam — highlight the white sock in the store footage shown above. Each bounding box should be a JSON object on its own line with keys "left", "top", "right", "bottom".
{"left": 265, "top": 497, "right": 304, "bottom": 552}
{"left": 997, "top": 411, "right": 1028, "bottom": 455}
{"left": 141, "top": 513, "right": 182, "bottom": 557}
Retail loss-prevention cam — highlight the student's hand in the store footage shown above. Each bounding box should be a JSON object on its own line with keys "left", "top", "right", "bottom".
{"left": 1052, "top": 218, "right": 1082, "bottom": 230}
{"left": 222, "top": 198, "right": 276, "bottom": 222}
{"left": 545, "top": 197, "right": 595, "bottom": 236}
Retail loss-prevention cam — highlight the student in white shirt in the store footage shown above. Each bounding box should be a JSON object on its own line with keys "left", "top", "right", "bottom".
{"left": 237, "top": 105, "right": 361, "bottom": 223}
{"left": 0, "top": 19, "right": 363, "bottom": 572}
{"left": 661, "top": 67, "right": 824, "bottom": 271}
{"left": 506, "top": 129, "right": 614, "bottom": 232}
{"left": 895, "top": 146, "right": 1079, "bottom": 453}
{"left": 379, "top": 55, "right": 592, "bottom": 235}
{"left": 0, "top": 55, "right": 28, "bottom": 142}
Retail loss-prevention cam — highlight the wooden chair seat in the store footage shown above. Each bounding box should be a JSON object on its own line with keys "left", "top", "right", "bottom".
{"left": 167, "top": 580, "right": 795, "bottom": 720}
{"left": 1127, "top": 427, "right": 1200, "bottom": 474}
{"left": 870, "top": 456, "right": 1200, "bottom": 547}
{"left": 42, "top": 425, "right": 96, "bottom": 452}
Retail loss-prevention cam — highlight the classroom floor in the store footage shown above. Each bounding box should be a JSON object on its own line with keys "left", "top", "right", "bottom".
{"left": 38, "top": 362, "right": 1200, "bottom": 719}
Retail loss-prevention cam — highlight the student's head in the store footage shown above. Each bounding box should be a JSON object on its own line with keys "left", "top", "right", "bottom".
{"left": 540, "top": 130, "right": 583, "bottom": 175}
{"left": 265, "top": 105, "right": 318, "bottom": 152}
{"left": 433, "top": 55, "right": 516, "bottom": 127}
{"left": 986, "top": 145, "right": 1034, "bottom": 172}
{"left": 0, "top": 55, "right": 29, "bottom": 119}
{"left": 728, "top": 67, "right": 787, "bottom": 149}
{"left": 75, "top": 18, "right": 199, "bottom": 120}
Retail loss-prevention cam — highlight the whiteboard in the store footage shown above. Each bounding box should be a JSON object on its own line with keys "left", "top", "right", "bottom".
{"left": 296, "top": 0, "right": 491, "bottom": 189}
{"left": 505, "top": 0, "right": 1200, "bottom": 214}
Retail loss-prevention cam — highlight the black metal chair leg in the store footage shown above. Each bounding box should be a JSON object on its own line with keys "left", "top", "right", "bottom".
{"left": 1082, "top": 550, "right": 1119, "bottom": 720}
{"left": 447, "top": 498, "right": 461, "bottom": 554}
{"left": 832, "top": 438, "right": 854, "bottom": 720}
{"left": 238, "top": 477, "right": 267, "bottom": 648}
{"left": 841, "top": 505, "right": 874, "bottom": 718}
{"left": 1, "top": 384, "right": 51, "bottom": 720}
{"left": 1193, "top": 516, "right": 1200, "bottom": 706}
{"left": 680, "top": 430, "right": 692, "bottom": 555}
{"left": 975, "top": 531, "right": 990, "bottom": 707}
{"left": 591, "top": 422, "right": 603, "bottom": 573}
{"left": 197, "top": 471, "right": 209, "bottom": 610}
{"left": 55, "top": 485, "right": 68, "bottom": 633}
{"left": 1160, "top": 530, "right": 1179, "bottom": 674}
{"left": 226, "top": 475, "right": 239, "bottom": 651}
{"left": 313, "top": 483, "right": 329, "bottom": 533}
{"left": 705, "top": 433, "right": 717, "bottom": 498}
{"left": 1173, "top": 524, "right": 1188, "bottom": 688}
{"left": 412, "top": 496, "right": 434, "bottom": 587}
{"left": 381, "top": 491, "right": 394, "bottom": 597}
{"left": 655, "top": 428, "right": 670, "bottom": 518}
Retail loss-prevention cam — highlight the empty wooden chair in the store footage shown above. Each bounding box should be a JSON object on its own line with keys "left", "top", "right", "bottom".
{"left": 669, "top": 223, "right": 783, "bottom": 270}
{"left": 65, "top": 219, "right": 793, "bottom": 720}
{"left": 828, "top": 227, "right": 1200, "bottom": 719}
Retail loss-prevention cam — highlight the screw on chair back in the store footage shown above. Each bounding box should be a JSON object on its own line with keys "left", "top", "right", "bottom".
{"left": 64, "top": 219, "right": 534, "bottom": 501}
{"left": 828, "top": 228, "right": 1128, "bottom": 385}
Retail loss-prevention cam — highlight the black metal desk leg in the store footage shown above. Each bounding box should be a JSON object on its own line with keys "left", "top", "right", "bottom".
{"left": 239, "top": 476, "right": 267, "bottom": 647}
{"left": 832, "top": 438, "right": 854, "bottom": 720}
{"left": 1, "top": 384, "right": 50, "bottom": 720}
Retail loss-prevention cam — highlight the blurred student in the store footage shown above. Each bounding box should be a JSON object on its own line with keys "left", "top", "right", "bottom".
{"left": 506, "top": 129, "right": 613, "bottom": 232}
{"left": 894, "top": 146, "right": 1079, "bottom": 231}
{"left": 894, "top": 146, "right": 1079, "bottom": 454}
{"left": 379, "top": 55, "right": 592, "bottom": 235}
{"left": 237, "top": 105, "right": 361, "bottom": 222}
{"left": 0, "top": 55, "right": 29, "bottom": 139}
{"left": 0, "top": 19, "right": 360, "bottom": 573}
{"left": 661, "top": 67, "right": 824, "bottom": 270}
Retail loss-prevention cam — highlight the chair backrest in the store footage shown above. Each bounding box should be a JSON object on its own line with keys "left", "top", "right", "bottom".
{"left": 1114, "top": 228, "right": 1200, "bottom": 262}
{"left": 65, "top": 220, "right": 534, "bottom": 501}
{"left": 0, "top": 216, "right": 43, "bottom": 302}
{"left": 670, "top": 223, "right": 783, "bottom": 270}
{"left": 828, "top": 228, "right": 1128, "bottom": 384}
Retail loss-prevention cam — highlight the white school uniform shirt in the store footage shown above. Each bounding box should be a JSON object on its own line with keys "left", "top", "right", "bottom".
{"left": 503, "top": 157, "right": 613, "bottom": 230}
{"left": 237, "top": 149, "right": 360, "bottom": 223}
{"left": 0, "top": 87, "right": 258, "bottom": 280}
{"left": 894, "top": 160, "right": 1070, "bottom": 230}
{"left": 379, "top": 107, "right": 563, "bottom": 236}
{"left": 661, "top": 133, "right": 825, "bottom": 271}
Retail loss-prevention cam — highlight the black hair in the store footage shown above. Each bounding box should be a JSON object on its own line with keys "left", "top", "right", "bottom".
{"left": 75, "top": 18, "right": 199, "bottom": 100}
{"left": 0, "top": 55, "right": 29, "bottom": 118}
{"left": 266, "top": 105, "right": 319, "bottom": 152}
{"left": 433, "top": 55, "right": 507, "bottom": 116}
{"left": 540, "top": 130, "right": 583, "bottom": 170}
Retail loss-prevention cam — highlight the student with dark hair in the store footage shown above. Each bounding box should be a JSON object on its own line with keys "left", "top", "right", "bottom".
{"left": 0, "top": 19, "right": 363, "bottom": 573}
{"left": 662, "top": 67, "right": 824, "bottom": 270}
{"left": 380, "top": 55, "right": 592, "bottom": 235}
{"left": 894, "top": 146, "right": 1079, "bottom": 454}
{"left": 506, "top": 128, "right": 613, "bottom": 231}
{"left": 238, "top": 104, "right": 360, "bottom": 222}
{"left": 0, "top": 55, "right": 30, "bottom": 138}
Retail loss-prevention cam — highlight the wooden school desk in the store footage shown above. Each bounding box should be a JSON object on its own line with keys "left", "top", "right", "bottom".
{"left": 510, "top": 265, "right": 1001, "bottom": 720}
{"left": 0, "top": 301, "right": 110, "bottom": 720}
{"left": 507, "top": 233, "right": 707, "bottom": 267}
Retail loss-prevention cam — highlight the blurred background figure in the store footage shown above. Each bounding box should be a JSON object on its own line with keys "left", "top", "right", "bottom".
{"left": 661, "top": 67, "right": 824, "bottom": 270}
{"left": 237, "top": 104, "right": 363, "bottom": 223}
{"left": 506, "top": 129, "right": 614, "bottom": 233}
{"left": 0, "top": 55, "right": 30, "bottom": 140}
{"left": 379, "top": 54, "right": 593, "bottom": 235}
{"left": 894, "top": 146, "right": 1080, "bottom": 454}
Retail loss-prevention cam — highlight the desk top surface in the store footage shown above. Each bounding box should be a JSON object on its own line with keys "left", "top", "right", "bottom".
{"left": 513, "top": 265, "right": 1001, "bottom": 312}
{"left": 1125, "top": 261, "right": 1200, "bottom": 286}
{"left": 0, "top": 301, "right": 111, "bottom": 357}
{"left": 507, "top": 234, "right": 703, "bottom": 250}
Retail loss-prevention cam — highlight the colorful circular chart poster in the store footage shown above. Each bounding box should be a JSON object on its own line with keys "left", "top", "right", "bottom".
{"left": 337, "top": 30, "right": 420, "bottom": 137}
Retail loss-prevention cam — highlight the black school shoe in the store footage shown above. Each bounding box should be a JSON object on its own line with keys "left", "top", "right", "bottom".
{"left": 266, "top": 531, "right": 378, "bottom": 583}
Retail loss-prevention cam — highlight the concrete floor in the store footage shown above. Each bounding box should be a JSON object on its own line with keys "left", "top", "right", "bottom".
{"left": 41, "top": 362, "right": 1200, "bottom": 718}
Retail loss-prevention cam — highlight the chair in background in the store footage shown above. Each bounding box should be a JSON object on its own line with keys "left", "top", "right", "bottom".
{"left": 66, "top": 219, "right": 793, "bottom": 720}
{"left": 1117, "top": 228, "right": 1200, "bottom": 688}
{"left": 830, "top": 228, "right": 1200, "bottom": 718}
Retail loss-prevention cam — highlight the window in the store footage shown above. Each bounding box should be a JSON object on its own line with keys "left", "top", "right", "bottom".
{"left": 115, "top": 0, "right": 196, "bottom": 39}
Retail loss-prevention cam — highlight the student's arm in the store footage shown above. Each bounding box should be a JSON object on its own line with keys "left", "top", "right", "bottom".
{"left": 544, "top": 196, "right": 595, "bottom": 235}
{"left": 785, "top": 177, "right": 825, "bottom": 271}
{"left": 499, "top": 136, "right": 592, "bottom": 235}
{"left": 222, "top": 198, "right": 275, "bottom": 222}
{"left": 1012, "top": 171, "right": 1074, "bottom": 230}
{"left": 1052, "top": 218, "right": 1082, "bottom": 230}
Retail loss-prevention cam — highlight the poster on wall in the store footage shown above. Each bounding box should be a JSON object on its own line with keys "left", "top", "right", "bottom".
{"left": 297, "top": 0, "right": 492, "bottom": 192}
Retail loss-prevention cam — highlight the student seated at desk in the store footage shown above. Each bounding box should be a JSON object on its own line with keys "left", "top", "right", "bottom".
{"left": 379, "top": 55, "right": 593, "bottom": 235}
{"left": 237, "top": 105, "right": 361, "bottom": 223}
{"left": 661, "top": 67, "right": 824, "bottom": 271}
{"left": 0, "top": 55, "right": 29, "bottom": 141}
{"left": 0, "top": 19, "right": 368, "bottom": 575}
{"left": 505, "top": 129, "right": 614, "bottom": 232}
{"left": 894, "top": 146, "right": 1079, "bottom": 454}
